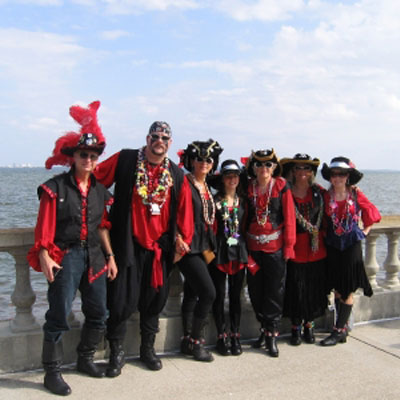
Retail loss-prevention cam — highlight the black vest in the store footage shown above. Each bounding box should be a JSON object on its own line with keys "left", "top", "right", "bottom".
{"left": 38, "top": 169, "right": 111, "bottom": 279}
{"left": 295, "top": 185, "right": 324, "bottom": 234}
{"left": 110, "top": 149, "right": 184, "bottom": 270}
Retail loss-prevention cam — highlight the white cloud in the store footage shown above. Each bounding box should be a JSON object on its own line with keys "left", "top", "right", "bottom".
{"left": 100, "top": 29, "right": 131, "bottom": 40}
{"left": 0, "top": 0, "right": 61, "bottom": 4}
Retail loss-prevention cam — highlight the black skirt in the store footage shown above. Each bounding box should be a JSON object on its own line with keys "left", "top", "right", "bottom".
{"left": 283, "top": 258, "right": 328, "bottom": 322}
{"left": 326, "top": 240, "right": 373, "bottom": 300}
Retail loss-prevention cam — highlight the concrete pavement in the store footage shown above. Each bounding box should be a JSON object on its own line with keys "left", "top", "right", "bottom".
{"left": 1, "top": 319, "right": 400, "bottom": 400}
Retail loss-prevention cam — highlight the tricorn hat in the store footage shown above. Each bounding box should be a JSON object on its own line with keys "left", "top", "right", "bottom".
{"left": 321, "top": 156, "right": 363, "bottom": 185}
{"left": 242, "top": 149, "right": 281, "bottom": 178}
{"left": 280, "top": 153, "right": 320, "bottom": 178}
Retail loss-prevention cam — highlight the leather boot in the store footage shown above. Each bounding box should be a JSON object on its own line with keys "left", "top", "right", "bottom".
{"left": 106, "top": 340, "right": 125, "bottom": 377}
{"left": 76, "top": 326, "right": 105, "bottom": 378}
{"left": 230, "top": 334, "right": 242, "bottom": 356}
{"left": 320, "top": 329, "right": 347, "bottom": 346}
{"left": 191, "top": 317, "right": 214, "bottom": 362}
{"left": 216, "top": 333, "right": 229, "bottom": 356}
{"left": 321, "top": 303, "right": 352, "bottom": 346}
{"left": 181, "top": 312, "right": 194, "bottom": 355}
{"left": 42, "top": 340, "right": 72, "bottom": 396}
{"left": 265, "top": 332, "right": 279, "bottom": 358}
{"left": 252, "top": 328, "right": 265, "bottom": 349}
{"left": 303, "top": 322, "right": 315, "bottom": 344}
{"left": 290, "top": 325, "right": 302, "bottom": 346}
{"left": 140, "top": 333, "right": 162, "bottom": 371}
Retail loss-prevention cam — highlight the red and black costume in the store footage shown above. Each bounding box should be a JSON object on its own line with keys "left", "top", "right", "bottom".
{"left": 95, "top": 146, "right": 193, "bottom": 371}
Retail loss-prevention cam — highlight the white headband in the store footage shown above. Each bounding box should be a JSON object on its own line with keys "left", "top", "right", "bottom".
{"left": 222, "top": 163, "right": 240, "bottom": 173}
{"left": 329, "top": 161, "right": 351, "bottom": 169}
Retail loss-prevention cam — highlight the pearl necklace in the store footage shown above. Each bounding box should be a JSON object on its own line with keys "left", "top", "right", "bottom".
{"left": 189, "top": 174, "right": 216, "bottom": 226}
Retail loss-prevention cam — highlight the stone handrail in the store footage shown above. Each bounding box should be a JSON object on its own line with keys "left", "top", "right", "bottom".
{"left": 1, "top": 215, "right": 400, "bottom": 333}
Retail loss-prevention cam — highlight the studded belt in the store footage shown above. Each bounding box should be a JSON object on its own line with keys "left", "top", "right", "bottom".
{"left": 247, "top": 230, "right": 281, "bottom": 244}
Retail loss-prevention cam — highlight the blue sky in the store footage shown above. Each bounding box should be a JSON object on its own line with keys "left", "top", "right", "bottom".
{"left": 1, "top": 0, "right": 400, "bottom": 169}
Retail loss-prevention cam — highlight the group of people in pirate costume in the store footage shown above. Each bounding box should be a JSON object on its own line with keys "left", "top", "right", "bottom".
{"left": 28, "top": 100, "right": 381, "bottom": 396}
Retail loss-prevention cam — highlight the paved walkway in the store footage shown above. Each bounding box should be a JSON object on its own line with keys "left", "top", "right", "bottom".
{"left": 1, "top": 319, "right": 400, "bottom": 400}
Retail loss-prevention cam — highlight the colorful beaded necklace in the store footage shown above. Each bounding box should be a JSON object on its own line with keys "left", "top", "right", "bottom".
{"left": 135, "top": 146, "right": 172, "bottom": 209}
{"left": 217, "top": 195, "right": 240, "bottom": 246}
{"left": 328, "top": 188, "right": 359, "bottom": 236}
{"left": 189, "top": 174, "right": 216, "bottom": 226}
{"left": 251, "top": 179, "right": 274, "bottom": 226}
{"left": 294, "top": 189, "right": 323, "bottom": 252}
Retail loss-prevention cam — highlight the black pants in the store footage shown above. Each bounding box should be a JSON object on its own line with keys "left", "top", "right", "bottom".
{"left": 106, "top": 243, "right": 169, "bottom": 341}
{"left": 178, "top": 254, "right": 216, "bottom": 319}
{"left": 247, "top": 249, "right": 286, "bottom": 332}
{"left": 209, "top": 265, "right": 245, "bottom": 334}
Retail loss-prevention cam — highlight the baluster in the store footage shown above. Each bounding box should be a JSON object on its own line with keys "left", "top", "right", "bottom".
{"left": 382, "top": 231, "right": 400, "bottom": 289}
{"left": 9, "top": 246, "right": 40, "bottom": 332}
{"left": 364, "top": 232, "right": 381, "bottom": 290}
{"left": 162, "top": 267, "right": 183, "bottom": 317}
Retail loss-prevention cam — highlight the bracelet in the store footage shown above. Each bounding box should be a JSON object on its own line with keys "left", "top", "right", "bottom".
{"left": 105, "top": 253, "right": 115, "bottom": 261}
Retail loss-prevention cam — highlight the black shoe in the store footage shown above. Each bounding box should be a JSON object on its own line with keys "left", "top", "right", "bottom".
{"left": 303, "top": 324, "right": 316, "bottom": 344}
{"left": 216, "top": 336, "right": 229, "bottom": 356}
{"left": 140, "top": 333, "right": 162, "bottom": 371}
{"left": 181, "top": 336, "right": 192, "bottom": 355}
{"left": 44, "top": 371, "right": 72, "bottom": 396}
{"left": 106, "top": 341, "right": 125, "bottom": 377}
{"left": 290, "top": 327, "right": 302, "bottom": 346}
{"left": 252, "top": 330, "right": 265, "bottom": 349}
{"left": 192, "top": 340, "right": 214, "bottom": 362}
{"left": 320, "top": 330, "right": 347, "bottom": 347}
{"left": 265, "top": 335, "right": 279, "bottom": 358}
{"left": 230, "top": 335, "right": 242, "bottom": 356}
{"left": 77, "top": 356, "right": 105, "bottom": 378}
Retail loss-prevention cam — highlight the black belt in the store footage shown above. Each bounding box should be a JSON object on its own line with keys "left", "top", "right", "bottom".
{"left": 70, "top": 240, "right": 88, "bottom": 248}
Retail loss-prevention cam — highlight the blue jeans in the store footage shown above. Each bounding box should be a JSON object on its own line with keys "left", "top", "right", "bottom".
{"left": 43, "top": 246, "right": 107, "bottom": 342}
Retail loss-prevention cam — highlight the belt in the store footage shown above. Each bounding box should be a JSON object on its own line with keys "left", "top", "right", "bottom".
{"left": 71, "top": 240, "right": 88, "bottom": 248}
{"left": 247, "top": 231, "right": 281, "bottom": 245}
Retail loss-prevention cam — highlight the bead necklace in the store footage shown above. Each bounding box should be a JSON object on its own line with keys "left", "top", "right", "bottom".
{"left": 251, "top": 179, "right": 274, "bottom": 226}
{"left": 135, "top": 146, "right": 172, "bottom": 213}
{"left": 217, "top": 195, "right": 240, "bottom": 246}
{"left": 328, "top": 188, "right": 359, "bottom": 236}
{"left": 294, "top": 189, "right": 323, "bottom": 252}
{"left": 189, "top": 174, "right": 216, "bottom": 226}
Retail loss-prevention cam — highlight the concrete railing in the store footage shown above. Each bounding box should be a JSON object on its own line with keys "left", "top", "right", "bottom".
{"left": 1, "top": 216, "right": 400, "bottom": 372}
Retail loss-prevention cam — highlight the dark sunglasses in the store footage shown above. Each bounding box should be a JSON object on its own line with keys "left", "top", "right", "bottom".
{"left": 195, "top": 156, "right": 213, "bottom": 164}
{"left": 331, "top": 172, "right": 348, "bottom": 178}
{"left": 79, "top": 152, "right": 99, "bottom": 161}
{"left": 149, "top": 133, "right": 170, "bottom": 143}
{"left": 294, "top": 165, "right": 312, "bottom": 171}
{"left": 254, "top": 161, "right": 274, "bottom": 168}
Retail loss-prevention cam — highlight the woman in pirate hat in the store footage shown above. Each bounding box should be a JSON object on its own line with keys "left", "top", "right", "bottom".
{"left": 27, "top": 101, "right": 117, "bottom": 395}
{"left": 242, "top": 149, "right": 296, "bottom": 357}
{"left": 280, "top": 154, "right": 328, "bottom": 346}
{"left": 208, "top": 159, "right": 248, "bottom": 356}
{"left": 320, "top": 156, "right": 380, "bottom": 346}
{"left": 177, "top": 139, "right": 223, "bottom": 362}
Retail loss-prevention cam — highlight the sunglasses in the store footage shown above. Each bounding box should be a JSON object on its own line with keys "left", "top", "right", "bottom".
{"left": 79, "top": 152, "right": 99, "bottom": 161}
{"left": 149, "top": 133, "right": 170, "bottom": 143}
{"left": 254, "top": 161, "right": 274, "bottom": 168}
{"left": 331, "top": 172, "right": 348, "bottom": 178}
{"left": 195, "top": 156, "right": 213, "bottom": 164}
{"left": 294, "top": 165, "right": 312, "bottom": 171}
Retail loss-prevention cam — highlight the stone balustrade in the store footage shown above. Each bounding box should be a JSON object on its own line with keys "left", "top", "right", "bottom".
{"left": 1, "top": 216, "right": 400, "bottom": 372}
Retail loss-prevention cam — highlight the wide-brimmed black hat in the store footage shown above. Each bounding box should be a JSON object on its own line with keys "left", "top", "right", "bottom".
{"left": 243, "top": 149, "right": 281, "bottom": 178}
{"left": 208, "top": 159, "right": 242, "bottom": 190}
{"left": 179, "top": 139, "right": 223, "bottom": 173}
{"left": 280, "top": 153, "right": 320, "bottom": 178}
{"left": 321, "top": 156, "right": 363, "bottom": 185}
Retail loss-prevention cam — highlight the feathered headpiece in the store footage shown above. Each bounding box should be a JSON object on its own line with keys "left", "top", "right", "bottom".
{"left": 45, "top": 100, "right": 105, "bottom": 169}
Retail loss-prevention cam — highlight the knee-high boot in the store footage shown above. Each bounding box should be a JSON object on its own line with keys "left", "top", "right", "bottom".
{"left": 42, "top": 340, "right": 72, "bottom": 396}
{"left": 321, "top": 303, "right": 352, "bottom": 346}
{"left": 191, "top": 317, "right": 214, "bottom": 362}
{"left": 106, "top": 340, "right": 125, "bottom": 377}
{"left": 76, "top": 326, "right": 105, "bottom": 378}
{"left": 140, "top": 333, "right": 162, "bottom": 371}
{"left": 181, "top": 312, "right": 194, "bottom": 355}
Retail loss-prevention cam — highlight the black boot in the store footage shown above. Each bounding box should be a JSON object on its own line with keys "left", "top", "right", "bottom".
{"left": 216, "top": 333, "right": 230, "bottom": 356}
{"left": 76, "top": 326, "right": 105, "bottom": 378}
{"left": 42, "top": 340, "right": 72, "bottom": 396}
{"left": 230, "top": 333, "right": 242, "bottom": 356}
{"left": 191, "top": 317, "right": 214, "bottom": 362}
{"left": 303, "top": 322, "right": 315, "bottom": 344}
{"left": 265, "top": 332, "right": 279, "bottom": 358}
{"left": 321, "top": 303, "right": 352, "bottom": 347}
{"left": 290, "top": 325, "right": 302, "bottom": 346}
{"left": 320, "top": 329, "right": 347, "bottom": 346}
{"left": 106, "top": 340, "right": 125, "bottom": 377}
{"left": 252, "top": 328, "right": 265, "bottom": 349}
{"left": 140, "top": 333, "right": 162, "bottom": 371}
{"left": 181, "top": 312, "right": 194, "bottom": 355}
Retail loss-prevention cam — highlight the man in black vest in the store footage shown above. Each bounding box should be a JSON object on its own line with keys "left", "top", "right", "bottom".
{"left": 95, "top": 121, "right": 193, "bottom": 375}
